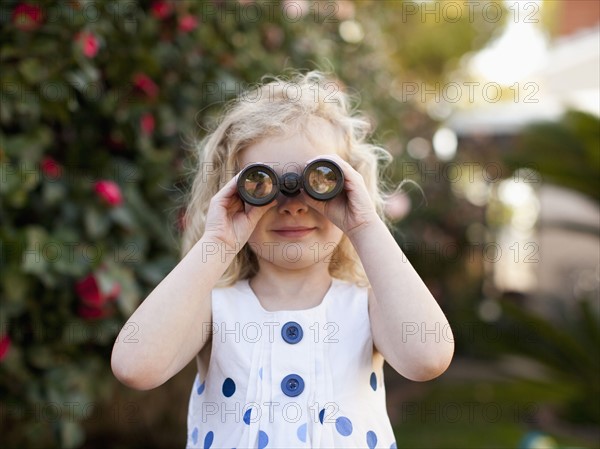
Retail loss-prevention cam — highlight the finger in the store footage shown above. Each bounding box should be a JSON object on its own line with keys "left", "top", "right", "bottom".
{"left": 305, "top": 154, "right": 348, "bottom": 167}
{"left": 305, "top": 154, "right": 362, "bottom": 186}
{"left": 213, "top": 173, "right": 242, "bottom": 202}
{"left": 219, "top": 160, "right": 271, "bottom": 200}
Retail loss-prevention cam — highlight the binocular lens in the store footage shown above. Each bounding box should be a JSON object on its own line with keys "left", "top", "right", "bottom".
{"left": 237, "top": 164, "right": 279, "bottom": 205}
{"left": 237, "top": 159, "right": 344, "bottom": 205}
{"left": 306, "top": 165, "right": 338, "bottom": 195}
{"left": 243, "top": 169, "right": 274, "bottom": 200}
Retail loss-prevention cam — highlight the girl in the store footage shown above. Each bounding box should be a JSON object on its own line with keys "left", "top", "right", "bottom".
{"left": 111, "top": 71, "right": 454, "bottom": 449}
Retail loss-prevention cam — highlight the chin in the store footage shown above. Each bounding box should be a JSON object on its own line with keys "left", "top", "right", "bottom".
{"left": 249, "top": 237, "right": 340, "bottom": 267}
{"left": 268, "top": 255, "right": 322, "bottom": 270}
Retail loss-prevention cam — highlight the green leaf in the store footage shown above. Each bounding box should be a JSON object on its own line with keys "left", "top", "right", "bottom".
{"left": 0, "top": 97, "right": 12, "bottom": 124}
{"left": 96, "top": 268, "right": 116, "bottom": 297}
{"left": 19, "top": 58, "right": 46, "bottom": 84}
{"left": 59, "top": 415, "right": 85, "bottom": 448}
{"left": 27, "top": 345, "right": 55, "bottom": 369}
{"left": 21, "top": 226, "right": 49, "bottom": 276}
{"left": 42, "top": 181, "right": 67, "bottom": 206}
{"left": 2, "top": 266, "right": 29, "bottom": 311}
{"left": 47, "top": 228, "right": 88, "bottom": 276}
{"left": 84, "top": 205, "right": 111, "bottom": 239}
{"left": 4, "top": 127, "right": 53, "bottom": 160}
{"left": 62, "top": 320, "right": 92, "bottom": 345}
{"left": 0, "top": 160, "right": 18, "bottom": 195}
{"left": 109, "top": 206, "right": 138, "bottom": 231}
{"left": 107, "top": 264, "right": 140, "bottom": 316}
{"left": 124, "top": 184, "right": 174, "bottom": 250}
{"left": 138, "top": 255, "right": 177, "bottom": 285}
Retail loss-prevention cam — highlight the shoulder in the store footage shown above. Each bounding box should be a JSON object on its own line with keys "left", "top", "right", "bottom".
{"left": 333, "top": 277, "right": 369, "bottom": 298}
{"left": 212, "top": 278, "right": 246, "bottom": 296}
{"left": 211, "top": 279, "right": 251, "bottom": 310}
{"left": 330, "top": 278, "right": 370, "bottom": 313}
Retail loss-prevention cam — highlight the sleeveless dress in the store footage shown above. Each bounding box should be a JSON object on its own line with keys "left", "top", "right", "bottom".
{"left": 186, "top": 277, "right": 397, "bottom": 449}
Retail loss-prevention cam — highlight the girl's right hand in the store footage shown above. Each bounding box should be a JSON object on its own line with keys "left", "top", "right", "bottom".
{"left": 203, "top": 174, "right": 277, "bottom": 251}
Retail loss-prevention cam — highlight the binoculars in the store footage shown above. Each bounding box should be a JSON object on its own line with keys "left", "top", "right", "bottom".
{"left": 237, "top": 158, "right": 344, "bottom": 206}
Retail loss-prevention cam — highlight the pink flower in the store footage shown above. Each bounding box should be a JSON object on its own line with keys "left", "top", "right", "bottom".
{"left": 0, "top": 334, "right": 11, "bottom": 362}
{"left": 384, "top": 192, "right": 411, "bottom": 222}
{"left": 12, "top": 3, "right": 43, "bottom": 31}
{"left": 140, "top": 113, "right": 155, "bottom": 135}
{"left": 75, "top": 273, "right": 121, "bottom": 320}
{"left": 334, "top": 0, "right": 355, "bottom": 20}
{"left": 151, "top": 1, "right": 172, "bottom": 20}
{"left": 262, "top": 25, "right": 284, "bottom": 51}
{"left": 76, "top": 274, "right": 104, "bottom": 308}
{"left": 76, "top": 31, "right": 100, "bottom": 58}
{"left": 133, "top": 73, "right": 159, "bottom": 100}
{"left": 94, "top": 180, "right": 123, "bottom": 207}
{"left": 77, "top": 305, "right": 109, "bottom": 320}
{"left": 108, "top": 283, "right": 121, "bottom": 301}
{"left": 106, "top": 134, "right": 127, "bottom": 151}
{"left": 40, "top": 156, "right": 62, "bottom": 179}
{"left": 178, "top": 15, "right": 198, "bottom": 33}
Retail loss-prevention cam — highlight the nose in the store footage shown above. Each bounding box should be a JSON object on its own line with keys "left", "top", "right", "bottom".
{"left": 276, "top": 192, "right": 309, "bottom": 216}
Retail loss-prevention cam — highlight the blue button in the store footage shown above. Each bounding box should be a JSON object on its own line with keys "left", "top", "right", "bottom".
{"left": 281, "top": 321, "right": 303, "bottom": 344}
{"left": 281, "top": 374, "right": 304, "bottom": 397}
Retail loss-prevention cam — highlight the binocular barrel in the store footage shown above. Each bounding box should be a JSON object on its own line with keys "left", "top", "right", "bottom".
{"left": 237, "top": 159, "right": 344, "bottom": 206}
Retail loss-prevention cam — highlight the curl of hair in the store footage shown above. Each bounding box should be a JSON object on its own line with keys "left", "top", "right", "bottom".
{"left": 180, "top": 70, "right": 394, "bottom": 288}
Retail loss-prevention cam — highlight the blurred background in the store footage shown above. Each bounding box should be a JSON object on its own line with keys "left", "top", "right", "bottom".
{"left": 1, "top": 0, "right": 598, "bottom": 448}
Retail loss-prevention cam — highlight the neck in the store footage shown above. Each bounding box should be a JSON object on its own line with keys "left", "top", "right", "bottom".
{"left": 249, "top": 262, "right": 333, "bottom": 310}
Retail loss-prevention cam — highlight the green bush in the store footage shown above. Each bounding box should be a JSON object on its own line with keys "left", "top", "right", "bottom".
{"left": 0, "top": 1, "right": 359, "bottom": 446}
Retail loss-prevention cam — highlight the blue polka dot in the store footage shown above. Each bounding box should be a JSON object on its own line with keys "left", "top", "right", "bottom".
{"left": 197, "top": 380, "right": 205, "bottom": 395}
{"left": 258, "top": 430, "right": 269, "bottom": 449}
{"left": 297, "top": 423, "right": 307, "bottom": 442}
{"left": 319, "top": 408, "right": 325, "bottom": 424}
{"left": 367, "top": 430, "right": 378, "bottom": 449}
{"left": 335, "top": 416, "right": 353, "bottom": 436}
{"left": 222, "top": 378, "right": 236, "bottom": 397}
{"left": 370, "top": 372, "right": 377, "bottom": 391}
{"left": 191, "top": 427, "right": 198, "bottom": 445}
{"left": 204, "top": 431, "right": 214, "bottom": 449}
{"left": 259, "top": 367, "right": 263, "bottom": 379}
{"left": 390, "top": 443, "right": 397, "bottom": 449}
{"left": 243, "top": 408, "right": 252, "bottom": 425}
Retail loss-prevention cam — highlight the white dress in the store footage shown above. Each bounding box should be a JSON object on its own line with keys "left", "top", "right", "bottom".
{"left": 186, "top": 277, "right": 397, "bottom": 449}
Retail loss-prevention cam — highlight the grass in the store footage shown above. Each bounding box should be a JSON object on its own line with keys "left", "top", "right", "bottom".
{"left": 391, "top": 377, "right": 597, "bottom": 449}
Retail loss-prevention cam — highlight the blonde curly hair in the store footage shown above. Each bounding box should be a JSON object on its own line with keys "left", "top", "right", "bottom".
{"left": 180, "top": 70, "right": 393, "bottom": 288}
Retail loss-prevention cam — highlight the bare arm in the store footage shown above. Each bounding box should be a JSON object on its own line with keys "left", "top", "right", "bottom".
{"left": 301, "top": 153, "right": 454, "bottom": 382}
{"left": 349, "top": 217, "right": 455, "bottom": 381}
{"left": 111, "top": 174, "right": 276, "bottom": 390}
{"left": 110, "top": 237, "right": 235, "bottom": 390}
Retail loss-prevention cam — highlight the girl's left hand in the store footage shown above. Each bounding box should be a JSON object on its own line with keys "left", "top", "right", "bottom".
{"left": 302, "top": 154, "right": 380, "bottom": 237}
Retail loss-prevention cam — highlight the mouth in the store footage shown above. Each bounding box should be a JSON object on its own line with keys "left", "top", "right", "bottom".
{"left": 271, "top": 227, "right": 317, "bottom": 238}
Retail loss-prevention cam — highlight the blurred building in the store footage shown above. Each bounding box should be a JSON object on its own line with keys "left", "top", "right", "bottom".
{"left": 446, "top": 0, "right": 600, "bottom": 317}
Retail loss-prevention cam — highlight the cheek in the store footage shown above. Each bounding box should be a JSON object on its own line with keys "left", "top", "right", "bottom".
{"left": 247, "top": 228, "right": 268, "bottom": 251}
{"left": 247, "top": 214, "right": 278, "bottom": 256}
{"left": 248, "top": 212, "right": 271, "bottom": 240}
{"left": 313, "top": 225, "right": 344, "bottom": 260}
{"left": 320, "top": 221, "right": 344, "bottom": 243}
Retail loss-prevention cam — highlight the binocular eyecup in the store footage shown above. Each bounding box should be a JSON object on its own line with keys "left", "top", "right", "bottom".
{"left": 237, "top": 158, "right": 344, "bottom": 206}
